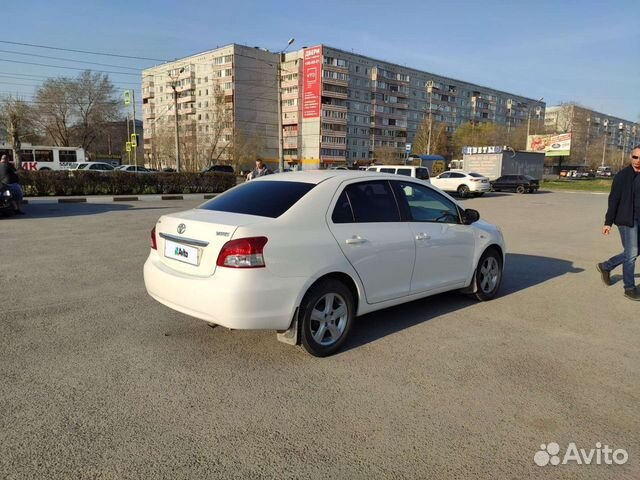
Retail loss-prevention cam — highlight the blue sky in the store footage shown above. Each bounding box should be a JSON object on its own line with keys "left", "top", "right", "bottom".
{"left": 2, "top": 0, "right": 639, "bottom": 120}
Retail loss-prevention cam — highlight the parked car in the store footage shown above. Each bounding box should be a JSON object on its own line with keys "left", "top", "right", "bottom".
{"left": 144, "top": 171, "right": 505, "bottom": 357}
{"left": 70, "top": 162, "right": 115, "bottom": 172}
{"left": 202, "top": 165, "right": 235, "bottom": 174}
{"left": 365, "top": 165, "right": 430, "bottom": 182}
{"left": 491, "top": 174, "right": 539, "bottom": 193}
{"left": 596, "top": 166, "right": 613, "bottom": 177}
{"left": 115, "top": 165, "right": 151, "bottom": 173}
{"left": 162, "top": 167, "right": 177, "bottom": 173}
{"left": 430, "top": 171, "right": 491, "bottom": 197}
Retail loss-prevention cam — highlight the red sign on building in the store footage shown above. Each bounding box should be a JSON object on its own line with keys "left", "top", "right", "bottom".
{"left": 302, "top": 46, "right": 322, "bottom": 119}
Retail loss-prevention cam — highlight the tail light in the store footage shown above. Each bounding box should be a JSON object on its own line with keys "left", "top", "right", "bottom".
{"left": 151, "top": 226, "right": 157, "bottom": 250}
{"left": 470, "top": 178, "right": 479, "bottom": 182}
{"left": 217, "top": 237, "right": 268, "bottom": 268}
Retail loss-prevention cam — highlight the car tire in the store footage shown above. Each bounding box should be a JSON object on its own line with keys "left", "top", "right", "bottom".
{"left": 471, "top": 248, "right": 503, "bottom": 301}
{"left": 457, "top": 185, "right": 470, "bottom": 198}
{"left": 492, "top": 188, "right": 500, "bottom": 192}
{"left": 299, "top": 279, "right": 355, "bottom": 357}
{"left": 476, "top": 192, "right": 485, "bottom": 197}
{"left": 516, "top": 185, "right": 526, "bottom": 194}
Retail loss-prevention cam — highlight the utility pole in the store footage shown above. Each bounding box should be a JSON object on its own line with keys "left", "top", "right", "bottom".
{"left": 619, "top": 122, "right": 625, "bottom": 170}
{"left": 126, "top": 112, "right": 131, "bottom": 164}
{"left": 170, "top": 67, "right": 184, "bottom": 172}
{"left": 585, "top": 117, "right": 591, "bottom": 165}
{"left": 426, "top": 81, "right": 435, "bottom": 155}
{"left": 278, "top": 38, "right": 295, "bottom": 172}
{"left": 601, "top": 119, "right": 609, "bottom": 167}
{"left": 131, "top": 90, "right": 137, "bottom": 169}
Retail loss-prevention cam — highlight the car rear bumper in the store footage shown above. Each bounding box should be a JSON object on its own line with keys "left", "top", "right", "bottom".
{"left": 144, "top": 251, "right": 300, "bottom": 330}
{"left": 469, "top": 183, "right": 492, "bottom": 192}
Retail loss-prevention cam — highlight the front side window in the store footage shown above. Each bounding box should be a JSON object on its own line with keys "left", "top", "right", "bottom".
{"left": 450, "top": 172, "right": 466, "bottom": 178}
{"left": 339, "top": 181, "right": 400, "bottom": 223}
{"left": 438, "top": 172, "right": 451, "bottom": 179}
{"left": 392, "top": 181, "right": 460, "bottom": 224}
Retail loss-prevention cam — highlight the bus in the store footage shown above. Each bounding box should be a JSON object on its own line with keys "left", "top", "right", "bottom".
{"left": 0, "top": 143, "right": 86, "bottom": 171}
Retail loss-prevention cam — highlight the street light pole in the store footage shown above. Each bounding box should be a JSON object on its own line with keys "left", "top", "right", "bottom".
{"left": 585, "top": 117, "right": 591, "bottom": 165}
{"left": 278, "top": 38, "right": 295, "bottom": 172}
{"left": 170, "top": 67, "right": 184, "bottom": 172}
{"left": 427, "top": 81, "right": 435, "bottom": 155}
{"left": 619, "top": 122, "right": 625, "bottom": 170}
{"left": 601, "top": 119, "right": 609, "bottom": 167}
{"left": 526, "top": 98, "right": 544, "bottom": 143}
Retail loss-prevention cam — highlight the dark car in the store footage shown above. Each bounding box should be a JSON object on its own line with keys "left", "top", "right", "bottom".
{"left": 491, "top": 174, "right": 539, "bottom": 194}
{"left": 202, "top": 165, "right": 234, "bottom": 174}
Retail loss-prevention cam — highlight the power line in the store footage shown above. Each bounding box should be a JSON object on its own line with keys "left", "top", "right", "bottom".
{"left": 0, "top": 40, "right": 168, "bottom": 62}
{"left": 0, "top": 57, "right": 140, "bottom": 76}
{"left": 0, "top": 48, "right": 143, "bottom": 71}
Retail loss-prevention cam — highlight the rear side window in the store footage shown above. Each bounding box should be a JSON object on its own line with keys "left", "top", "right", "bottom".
{"left": 199, "top": 181, "right": 315, "bottom": 218}
{"left": 338, "top": 180, "right": 400, "bottom": 223}
{"left": 380, "top": 168, "right": 395, "bottom": 174}
{"left": 397, "top": 168, "right": 412, "bottom": 176}
{"left": 468, "top": 172, "right": 483, "bottom": 178}
{"left": 450, "top": 172, "right": 465, "bottom": 178}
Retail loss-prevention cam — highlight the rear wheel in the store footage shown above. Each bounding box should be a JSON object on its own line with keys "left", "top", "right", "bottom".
{"left": 457, "top": 185, "right": 470, "bottom": 198}
{"left": 476, "top": 192, "right": 485, "bottom": 197}
{"left": 471, "top": 249, "right": 503, "bottom": 301}
{"left": 300, "top": 279, "right": 355, "bottom": 357}
{"left": 516, "top": 185, "right": 526, "bottom": 194}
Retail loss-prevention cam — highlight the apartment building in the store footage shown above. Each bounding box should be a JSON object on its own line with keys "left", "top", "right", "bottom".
{"left": 282, "top": 45, "right": 545, "bottom": 168}
{"left": 142, "top": 43, "right": 545, "bottom": 169}
{"left": 545, "top": 105, "right": 639, "bottom": 165}
{"left": 142, "top": 45, "right": 279, "bottom": 169}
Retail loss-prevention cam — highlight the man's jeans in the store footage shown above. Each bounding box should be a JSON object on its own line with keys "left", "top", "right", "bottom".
{"left": 602, "top": 223, "right": 640, "bottom": 290}
{"left": 6, "top": 183, "right": 23, "bottom": 203}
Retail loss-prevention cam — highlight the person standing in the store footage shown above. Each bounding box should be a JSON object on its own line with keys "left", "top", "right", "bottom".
{"left": 246, "top": 159, "right": 272, "bottom": 181}
{"left": 597, "top": 145, "right": 640, "bottom": 300}
{"left": 0, "top": 154, "right": 24, "bottom": 215}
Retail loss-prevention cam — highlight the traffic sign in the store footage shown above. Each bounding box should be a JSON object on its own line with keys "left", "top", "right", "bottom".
{"left": 125, "top": 142, "right": 131, "bottom": 152}
{"left": 124, "top": 90, "right": 131, "bottom": 106}
{"left": 130, "top": 133, "right": 137, "bottom": 147}
{"left": 405, "top": 143, "right": 412, "bottom": 153}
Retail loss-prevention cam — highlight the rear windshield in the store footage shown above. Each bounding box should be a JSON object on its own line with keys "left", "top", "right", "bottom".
{"left": 199, "top": 181, "right": 315, "bottom": 218}
{"left": 468, "top": 172, "right": 484, "bottom": 178}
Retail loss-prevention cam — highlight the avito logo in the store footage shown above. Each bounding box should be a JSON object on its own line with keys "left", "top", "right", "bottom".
{"left": 175, "top": 247, "right": 189, "bottom": 258}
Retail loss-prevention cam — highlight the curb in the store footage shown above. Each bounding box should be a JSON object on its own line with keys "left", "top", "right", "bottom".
{"left": 22, "top": 193, "right": 219, "bottom": 205}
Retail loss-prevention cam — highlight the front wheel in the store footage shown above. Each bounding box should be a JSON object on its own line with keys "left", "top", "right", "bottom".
{"left": 475, "top": 192, "right": 485, "bottom": 197}
{"left": 300, "top": 279, "right": 355, "bottom": 357}
{"left": 516, "top": 185, "right": 526, "bottom": 194}
{"left": 457, "top": 185, "right": 470, "bottom": 198}
{"left": 471, "top": 249, "right": 503, "bottom": 301}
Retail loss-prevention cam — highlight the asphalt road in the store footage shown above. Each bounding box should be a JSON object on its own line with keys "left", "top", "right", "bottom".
{"left": 1, "top": 191, "right": 638, "bottom": 479}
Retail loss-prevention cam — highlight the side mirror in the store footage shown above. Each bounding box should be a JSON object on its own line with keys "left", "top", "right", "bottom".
{"left": 462, "top": 208, "right": 480, "bottom": 225}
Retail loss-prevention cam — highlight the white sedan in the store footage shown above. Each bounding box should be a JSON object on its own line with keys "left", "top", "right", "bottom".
{"left": 430, "top": 171, "right": 491, "bottom": 197}
{"left": 144, "top": 171, "right": 505, "bottom": 356}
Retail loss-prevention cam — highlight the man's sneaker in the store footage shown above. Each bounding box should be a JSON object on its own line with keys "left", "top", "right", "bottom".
{"left": 624, "top": 287, "right": 640, "bottom": 301}
{"left": 596, "top": 263, "right": 611, "bottom": 286}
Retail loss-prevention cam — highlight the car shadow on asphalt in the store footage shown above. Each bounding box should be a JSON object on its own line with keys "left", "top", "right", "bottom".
{"left": 342, "top": 253, "right": 583, "bottom": 352}
{"left": 2, "top": 203, "right": 175, "bottom": 219}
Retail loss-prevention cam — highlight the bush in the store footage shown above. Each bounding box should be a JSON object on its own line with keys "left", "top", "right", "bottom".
{"left": 19, "top": 171, "right": 236, "bottom": 197}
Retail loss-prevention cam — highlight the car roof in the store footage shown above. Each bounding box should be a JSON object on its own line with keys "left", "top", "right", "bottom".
{"left": 253, "top": 169, "right": 429, "bottom": 185}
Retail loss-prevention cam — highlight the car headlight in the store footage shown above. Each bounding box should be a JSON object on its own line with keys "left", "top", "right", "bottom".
{"left": 2, "top": 190, "right": 11, "bottom": 197}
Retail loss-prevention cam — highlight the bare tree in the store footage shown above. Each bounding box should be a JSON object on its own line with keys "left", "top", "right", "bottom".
{"left": 0, "top": 96, "right": 37, "bottom": 168}
{"left": 374, "top": 144, "right": 402, "bottom": 164}
{"left": 34, "top": 70, "right": 120, "bottom": 151}
{"left": 73, "top": 71, "right": 120, "bottom": 152}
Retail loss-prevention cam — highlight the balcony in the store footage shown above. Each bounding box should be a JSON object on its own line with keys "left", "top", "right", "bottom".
{"left": 175, "top": 82, "right": 195, "bottom": 93}
{"left": 282, "top": 114, "right": 298, "bottom": 125}
{"left": 320, "top": 142, "right": 346, "bottom": 150}
{"left": 321, "top": 87, "right": 348, "bottom": 100}
{"left": 178, "top": 69, "right": 195, "bottom": 81}
{"left": 322, "top": 75, "right": 348, "bottom": 87}
{"left": 177, "top": 94, "right": 195, "bottom": 104}
{"left": 281, "top": 78, "right": 299, "bottom": 89}
{"left": 143, "top": 109, "right": 155, "bottom": 120}
{"left": 181, "top": 106, "right": 195, "bottom": 115}
{"left": 283, "top": 129, "right": 298, "bottom": 137}
{"left": 321, "top": 127, "right": 347, "bottom": 137}
{"left": 142, "top": 88, "right": 155, "bottom": 100}
{"left": 321, "top": 103, "right": 347, "bottom": 113}
{"left": 283, "top": 139, "right": 298, "bottom": 149}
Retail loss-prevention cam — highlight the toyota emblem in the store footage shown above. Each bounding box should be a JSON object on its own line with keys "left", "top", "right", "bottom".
{"left": 177, "top": 223, "right": 186, "bottom": 234}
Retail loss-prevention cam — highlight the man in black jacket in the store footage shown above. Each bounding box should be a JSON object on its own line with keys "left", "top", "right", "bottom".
{"left": 597, "top": 145, "right": 640, "bottom": 300}
{"left": 0, "top": 154, "right": 24, "bottom": 214}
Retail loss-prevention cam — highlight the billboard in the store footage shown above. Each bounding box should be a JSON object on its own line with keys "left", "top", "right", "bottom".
{"left": 527, "top": 133, "right": 572, "bottom": 157}
{"left": 302, "top": 46, "right": 322, "bottom": 119}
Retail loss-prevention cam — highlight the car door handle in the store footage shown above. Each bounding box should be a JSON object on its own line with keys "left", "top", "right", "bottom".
{"left": 415, "top": 233, "right": 431, "bottom": 241}
{"left": 346, "top": 236, "right": 367, "bottom": 245}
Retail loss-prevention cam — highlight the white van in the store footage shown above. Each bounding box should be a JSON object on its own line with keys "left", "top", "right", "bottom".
{"left": 366, "top": 165, "right": 430, "bottom": 182}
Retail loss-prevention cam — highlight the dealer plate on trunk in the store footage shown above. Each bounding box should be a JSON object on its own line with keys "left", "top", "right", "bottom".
{"left": 164, "top": 239, "right": 200, "bottom": 266}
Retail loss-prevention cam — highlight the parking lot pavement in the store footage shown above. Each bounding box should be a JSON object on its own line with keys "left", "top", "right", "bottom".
{"left": 1, "top": 193, "right": 638, "bottom": 479}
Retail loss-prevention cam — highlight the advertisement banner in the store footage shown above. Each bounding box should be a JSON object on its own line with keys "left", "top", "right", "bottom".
{"left": 527, "top": 133, "right": 572, "bottom": 157}
{"left": 302, "top": 46, "right": 322, "bottom": 119}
